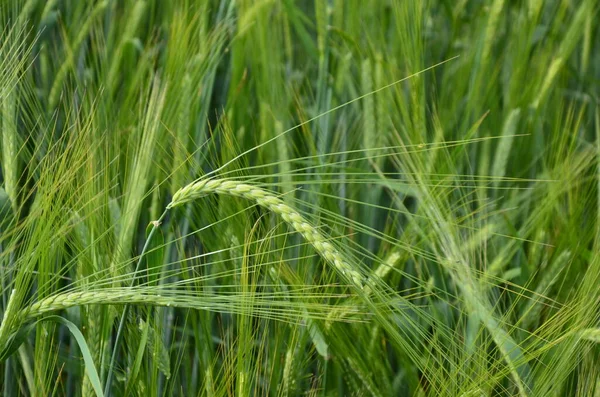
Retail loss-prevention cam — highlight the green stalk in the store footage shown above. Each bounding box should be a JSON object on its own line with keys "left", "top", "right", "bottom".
{"left": 103, "top": 209, "right": 168, "bottom": 396}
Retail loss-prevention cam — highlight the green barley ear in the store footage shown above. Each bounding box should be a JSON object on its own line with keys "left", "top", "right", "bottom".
{"left": 579, "top": 328, "right": 600, "bottom": 343}
{"left": 281, "top": 345, "right": 296, "bottom": 397}
{"left": 0, "top": 290, "right": 20, "bottom": 352}
{"left": 274, "top": 119, "right": 293, "bottom": 203}
{"left": 314, "top": 0, "right": 328, "bottom": 61}
{"left": 1, "top": 87, "right": 19, "bottom": 213}
{"left": 48, "top": 1, "right": 109, "bottom": 110}
{"left": 139, "top": 319, "right": 171, "bottom": 380}
{"left": 361, "top": 58, "right": 376, "bottom": 157}
{"left": 106, "top": 0, "right": 147, "bottom": 95}
{"left": 522, "top": 250, "right": 572, "bottom": 330}
{"left": 374, "top": 54, "right": 392, "bottom": 154}
{"left": 532, "top": 0, "right": 594, "bottom": 108}
{"left": 491, "top": 108, "right": 521, "bottom": 189}
{"left": 363, "top": 251, "right": 403, "bottom": 296}
{"left": 112, "top": 78, "right": 166, "bottom": 282}
{"left": 169, "top": 179, "right": 365, "bottom": 289}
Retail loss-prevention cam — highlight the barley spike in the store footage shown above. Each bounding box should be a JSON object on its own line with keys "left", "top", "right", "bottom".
{"left": 169, "top": 179, "right": 365, "bottom": 288}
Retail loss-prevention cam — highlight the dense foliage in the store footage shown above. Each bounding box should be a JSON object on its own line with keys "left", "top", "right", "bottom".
{"left": 0, "top": 0, "right": 599, "bottom": 396}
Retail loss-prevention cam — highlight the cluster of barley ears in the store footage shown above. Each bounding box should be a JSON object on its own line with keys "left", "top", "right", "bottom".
{"left": 1, "top": 1, "right": 599, "bottom": 396}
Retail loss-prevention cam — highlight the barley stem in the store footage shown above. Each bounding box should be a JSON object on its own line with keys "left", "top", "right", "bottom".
{"left": 104, "top": 209, "right": 168, "bottom": 396}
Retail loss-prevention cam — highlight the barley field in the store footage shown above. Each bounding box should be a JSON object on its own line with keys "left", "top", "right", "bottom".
{"left": 0, "top": 1, "right": 599, "bottom": 396}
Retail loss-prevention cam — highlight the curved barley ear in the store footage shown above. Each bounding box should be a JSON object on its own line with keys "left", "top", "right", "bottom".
{"left": 169, "top": 178, "right": 365, "bottom": 289}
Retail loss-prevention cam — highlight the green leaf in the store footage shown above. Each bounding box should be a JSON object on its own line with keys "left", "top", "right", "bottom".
{"left": 0, "top": 186, "right": 14, "bottom": 230}
{"left": 0, "top": 320, "right": 42, "bottom": 361}
{"left": 144, "top": 319, "right": 171, "bottom": 379}
{"left": 144, "top": 221, "right": 164, "bottom": 287}
{"left": 308, "top": 319, "right": 329, "bottom": 359}
{"left": 109, "top": 197, "right": 121, "bottom": 239}
{"left": 129, "top": 319, "right": 150, "bottom": 388}
{"left": 491, "top": 108, "right": 521, "bottom": 182}
{"left": 0, "top": 316, "right": 104, "bottom": 397}
{"left": 45, "top": 316, "right": 104, "bottom": 397}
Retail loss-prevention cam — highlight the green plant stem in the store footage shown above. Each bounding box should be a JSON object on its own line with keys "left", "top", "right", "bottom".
{"left": 103, "top": 209, "right": 168, "bottom": 397}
